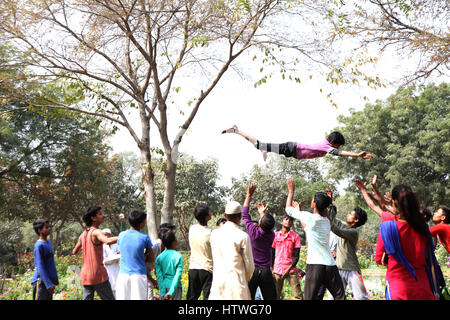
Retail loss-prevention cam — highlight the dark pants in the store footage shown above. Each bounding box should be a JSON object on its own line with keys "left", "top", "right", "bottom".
{"left": 304, "top": 264, "right": 345, "bottom": 300}
{"left": 82, "top": 280, "right": 115, "bottom": 300}
{"left": 248, "top": 266, "right": 277, "bottom": 300}
{"left": 187, "top": 269, "right": 213, "bottom": 300}
{"left": 32, "top": 280, "right": 54, "bottom": 300}
{"left": 256, "top": 141, "right": 297, "bottom": 158}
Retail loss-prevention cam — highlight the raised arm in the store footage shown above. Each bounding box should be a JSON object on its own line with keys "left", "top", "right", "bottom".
{"left": 370, "top": 175, "right": 395, "bottom": 214}
{"left": 354, "top": 178, "right": 383, "bottom": 217}
{"left": 285, "top": 179, "right": 307, "bottom": 223}
{"left": 286, "top": 178, "right": 295, "bottom": 209}
{"left": 242, "top": 182, "right": 259, "bottom": 236}
{"left": 339, "top": 150, "right": 374, "bottom": 159}
{"left": 244, "top": 182, "right": 256, "bottom": 207}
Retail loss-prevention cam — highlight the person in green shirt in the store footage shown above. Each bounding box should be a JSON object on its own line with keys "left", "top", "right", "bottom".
{"left": 327, "top": 188, "right": 369, "bottom": 300}
{"left": 155, "top": 230, "right": 183, "bottom": 300}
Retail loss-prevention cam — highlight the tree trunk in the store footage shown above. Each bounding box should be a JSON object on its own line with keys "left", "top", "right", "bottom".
{"left": 139, "top": 146, "right": 159, "bottom": 241}
{"left": 161, "top": 158, "right": 176, "bottom": 225}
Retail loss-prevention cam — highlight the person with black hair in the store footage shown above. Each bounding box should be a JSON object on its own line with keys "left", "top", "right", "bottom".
{"left": 271, "top": 215, "right": 304, "bottom": 300}
{"left": 216, "top": 217, "right": 227, "bottom": 228}
{"left": 430, "top": 205, "right": 450, "bottom": 253}
{"left": 241, "top": 182, "right": 277, "bottom": 300}
{"left": 31, "top": 219, "right": 58, "bottom": 300}
{"left": 155, "top": 230, "right": 183, "bottom": 300}
{"left": 146, "top": 223, "right": 176, "bottom": 300}
{"left": 367, "top": 184, "right": 437, "bottom": 300}
{"left": 285, "top": 178, "right": 346, "bottom": 300}
{"left": 159, "top": 222, "right": 176, "bottom": 232}
{"left": 326, "top": 188, "right": 369, "bottom": 300}
{"left": 222, "top": 125, "right": 374, "bottom": 161}
{"left": 116, "top": 209, "right": 153, "bottom": 300}
{"left": 73, "top": 205, "right": 117, "bottom": 300}
{"left": 187, "top": 203, "right": 213, "bottom": 300}
{"left": 421, "top": 207, "right": 433, "bottom": 223}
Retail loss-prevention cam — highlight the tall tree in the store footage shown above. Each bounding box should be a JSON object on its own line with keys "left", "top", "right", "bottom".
{"left": 0, "top": 46, "right": 114, "bottom": 250}
{"left": 327, "top": 82, "right": 450, "bottom": 208}
{"left": 329, "top": 0, "right": 449, "bottom": 84}
{"left": 0, "top": 108, "right": 113, "bottom": 251}
{"left": 0, "top": 0, "right": 383, "bottom": 239}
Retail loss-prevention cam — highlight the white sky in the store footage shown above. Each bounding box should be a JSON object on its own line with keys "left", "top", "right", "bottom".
{"left": 105, "top": 10, "right": 448, "bottom": 191}
{"left": 110, "top": 64, "right": 397, "bottom": 189}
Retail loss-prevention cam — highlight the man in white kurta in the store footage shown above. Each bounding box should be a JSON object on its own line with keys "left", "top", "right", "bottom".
{"left": 102, "top": 228, "right": 120, "bottom": 297}
{"left": 209, "top": 201, "right": 255, "bottom": 300}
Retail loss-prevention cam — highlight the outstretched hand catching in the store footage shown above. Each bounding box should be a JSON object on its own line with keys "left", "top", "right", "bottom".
{"left": 257, "top": 203, "right": 268, "bottom": 215}
{"left": 287, "top": 178, "right": 295, "bottom": 192}
{"left": 371, "top": 175, "right": 378, "bottom": 187}
{"left": 359, "top": 151, "right": 375, "bottom": 159}
{"left": 247, "top": 182, "right": 257, "bottom": 195}
{"left": 384, "top": 191, "right": 392, "bottom": 203}
{"left": 244, "top": 182, "right": 257, "bottom": 207}
{"left": 292, "top": 201, "right": 301, "bottom": 211}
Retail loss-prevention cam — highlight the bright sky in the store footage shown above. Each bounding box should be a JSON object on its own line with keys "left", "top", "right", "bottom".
{"left": 110, "top": 64, "right": 396, "bottom": 189}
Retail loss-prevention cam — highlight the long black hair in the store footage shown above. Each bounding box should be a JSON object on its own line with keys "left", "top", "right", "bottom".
{"left": 391, "top": 184, "right": 428, "bottom": 237}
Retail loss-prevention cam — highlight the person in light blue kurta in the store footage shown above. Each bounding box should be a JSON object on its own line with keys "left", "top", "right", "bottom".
{"left": 155, "top": 230, "right": 183, "bottom": 300}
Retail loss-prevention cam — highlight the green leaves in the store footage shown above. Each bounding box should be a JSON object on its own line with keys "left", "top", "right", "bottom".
{"left": 326, "top": 82, "right": 450, "bottom": 208}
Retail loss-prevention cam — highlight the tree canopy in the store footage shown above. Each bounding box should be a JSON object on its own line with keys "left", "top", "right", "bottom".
{"left": 0, "top": 0, "right": 390, "bottom": 239}
{"left": 327, "top": 82, "right": 449, "bottom": 209}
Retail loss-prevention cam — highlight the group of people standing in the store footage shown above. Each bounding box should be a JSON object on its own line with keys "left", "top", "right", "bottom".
{"left": 30, "top": 173, "right": 449, "bottom": 301}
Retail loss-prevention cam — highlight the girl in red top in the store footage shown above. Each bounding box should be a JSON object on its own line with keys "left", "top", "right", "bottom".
{"left": 376, "top": 185, "right": 435, "bottom": 300}
{"left": 355, "top": 179, "right": 436, "bottom": 300}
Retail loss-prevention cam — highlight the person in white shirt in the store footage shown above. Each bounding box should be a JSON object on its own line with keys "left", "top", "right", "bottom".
{"left": 102, "top": 228, "right": 120, "bottom": 298}
{"left": 187, "top": 203, "right": 213, "bottom": 300}
{"left": 209, "top": 201, "right": 255, "bottom": 300}
{"left": 285, "top": 178, "right": 345, "bottom": 300}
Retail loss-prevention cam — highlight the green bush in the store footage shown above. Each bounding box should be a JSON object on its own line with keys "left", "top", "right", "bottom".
{"left": 1, "top": 246, "right": 445, "bottom": 300}
{"left": 0, "top": 254, "right": 83, "bottom": 300}
{"left": 435, "top": 242, "right": 450, "bottom": 269}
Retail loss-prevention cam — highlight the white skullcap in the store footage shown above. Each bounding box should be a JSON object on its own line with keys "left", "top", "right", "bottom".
{"left": 225, "top": 201, "right": 242, "bottom": 215}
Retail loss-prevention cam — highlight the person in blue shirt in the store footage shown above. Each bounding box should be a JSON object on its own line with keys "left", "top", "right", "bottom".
{"left": 116, "top": 210, "right": 153, "bottom": 300}
{"left": 31, "top": 219, "right": 58, "bottom": 300}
